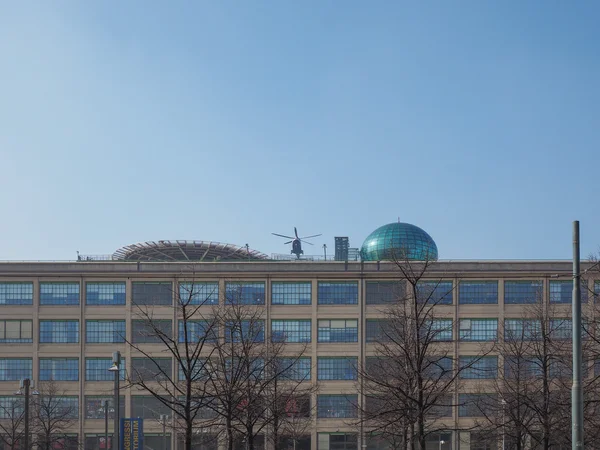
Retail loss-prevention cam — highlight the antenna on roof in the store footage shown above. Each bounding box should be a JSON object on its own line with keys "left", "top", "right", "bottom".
{"left": 398, "top": 217, "right": 401, "bottom": 223}
{"left": 323, "top": 244, "right": 327, "bottom": 261}
{"left": 245, "top": 244, "right": 250, "bottom": 260}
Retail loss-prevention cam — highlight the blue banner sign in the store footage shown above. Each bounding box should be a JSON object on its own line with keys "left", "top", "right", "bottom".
{"left": 120, "top": 418, "right": 143, "bottom": 450}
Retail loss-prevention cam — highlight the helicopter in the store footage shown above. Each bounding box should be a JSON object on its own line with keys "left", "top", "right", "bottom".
{"left": 272, "top": 227, "right": 322, "bottom": 259}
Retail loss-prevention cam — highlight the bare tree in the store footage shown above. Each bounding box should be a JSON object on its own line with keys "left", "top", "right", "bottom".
{"left": 126, "top": 277, "right": 220, "bottom": 450}
{"left": 0, "top": 396, "right": 25, "bottom": 450}
{"left": 32, "top": 379, "right": 79, "bottom": 450}
{"left": 204, "top": 297, "right": 312, "bottom": 450}
{"left": 356, "top": 254, "right": 488, "bottom": 450}
{"left": 265, "top": 358, "right": 316, "bottom": 450}
{"left": 473, "top": 301, "right": 574, "bottom": 450}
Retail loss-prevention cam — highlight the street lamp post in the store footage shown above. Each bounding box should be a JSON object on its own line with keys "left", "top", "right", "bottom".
{"left": 104, "top": 400, "right": 109, "bottom": 450}
{"left": 108, "top": 351, "right": 121, "bottom": 450}
{"left": 439, "top": 439, "right": 445, "bottom": 450}
{"left": 15, "top": 378, "right": 39, "bottom": 450}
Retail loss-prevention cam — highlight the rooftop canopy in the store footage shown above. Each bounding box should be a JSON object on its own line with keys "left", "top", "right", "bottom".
{"left": 113, "top": 240, "right": 269, "bottom": 262}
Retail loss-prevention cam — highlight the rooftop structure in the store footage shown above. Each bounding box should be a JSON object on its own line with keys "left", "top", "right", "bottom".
{"left": 360, "top": 221, "right": 438, "bottom": 261}
{"left": 112, "top": 240, "right": 269, "bottom": 262}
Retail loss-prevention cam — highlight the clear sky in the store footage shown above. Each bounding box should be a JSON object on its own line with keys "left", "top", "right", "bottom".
{"left": 1, "top": 2, "right": 599, "bottom": 261}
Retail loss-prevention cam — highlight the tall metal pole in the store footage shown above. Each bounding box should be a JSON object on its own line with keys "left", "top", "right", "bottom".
{"left": 113, "top": 351, "right": 121, "bottom": 450}
{"left": 24, "top": 379, "right": 30, "bottom": 450}
{"left": 572, "top": 220, "right": 584, "bottom": 449}
{"left": 104, "top": 400, "right": 109, "bottom": 450}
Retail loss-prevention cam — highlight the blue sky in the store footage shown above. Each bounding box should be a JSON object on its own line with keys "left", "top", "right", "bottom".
{"left": 1, "top": 2, "right": 599, "bottom": 261}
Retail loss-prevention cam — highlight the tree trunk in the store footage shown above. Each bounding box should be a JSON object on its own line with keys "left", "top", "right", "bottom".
{"left": 185, "top": 419, "right": 193, "bottom": 450}
{"left": 226, "top": 419, "right": 234, "bottom": 450}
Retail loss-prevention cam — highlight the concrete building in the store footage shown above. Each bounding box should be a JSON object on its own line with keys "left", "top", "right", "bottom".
{"left": 0, "top": 224, "right": 592, "bottom": 450}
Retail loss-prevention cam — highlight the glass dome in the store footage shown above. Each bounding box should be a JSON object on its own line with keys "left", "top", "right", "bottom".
{"left": 360, "top": 222, "right": 438, "bottom": 261}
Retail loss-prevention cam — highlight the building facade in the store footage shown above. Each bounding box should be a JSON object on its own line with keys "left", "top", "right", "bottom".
{"left": 0, "top": 259, "right": 594, "bottom": 450}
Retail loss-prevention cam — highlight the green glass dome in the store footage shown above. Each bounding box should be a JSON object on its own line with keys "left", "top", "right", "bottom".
{"left": 360, "top": 222, "right": 438, "bottom": 261}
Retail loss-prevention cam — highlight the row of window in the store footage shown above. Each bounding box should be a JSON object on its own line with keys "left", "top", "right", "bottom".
{"left": 1, "top": 317, "right": 575, "bottom": 344}
{"left": 0, "top": 356, "right": 349, "bottom": 382}
{"left": 4, "top": 353, "right": 589, "bottom": 383}
{"left": 3, "top": 279, "right": 596, "bottom": 306}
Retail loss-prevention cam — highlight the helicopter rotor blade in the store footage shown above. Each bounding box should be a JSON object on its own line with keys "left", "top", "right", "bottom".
{"left": 299, "top": 234, "right": 322, "bottom": 240}
{"left": 294, "top": 227, "right": 299, "bottom": 239}
{"left": 284, "top": 240, "right": 293, "bottom": 244}
{"left": 300, "top": 240, "right": 314, "bottom": 245}
{"left": 272, "top": 233, "right": 295, "bottom": 239}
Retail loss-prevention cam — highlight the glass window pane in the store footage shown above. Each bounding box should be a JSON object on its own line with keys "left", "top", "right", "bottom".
{"left": 504, "top": 281, "right": 542, "bottom": 304}
{"left": 459, "top": 281, "right": 498, "bottom": 305}
{"left": 272, "top": 282, "right": 312, "bottom": 305}
{"left": 179, "top": 282, "right": 219, "bottom": 305}
{"left": 0, "top": 282, "right": 33, "bottom": 305}
{"left": 86, "top": 282, "right": 126, "bottom": 305}
{"left": 225, "top": 282, "right": 265, "bottom": 305}
{"left": 318, "top": 282, "right": 358, "bottom": 305}
{"left": 40, "top": 282, "right": 80, "bottom": 305}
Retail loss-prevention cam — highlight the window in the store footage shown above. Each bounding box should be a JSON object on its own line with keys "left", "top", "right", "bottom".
{"left": 504, "top": 356, "right": 543, "bottom": 378}
{"left": 271, "top": 320, "right": 311, "bottom": 343}
{"left": 0, "top": 358, "right": 32, "bottom": 381}
{"left": 317, "top": 357, "right": 357, "bottom": 380}
{"left": 39, "top": 320, "right": 79, "bottom": 343}
{"left": 431, "top": 319, "right": 453, "bottom": 341}
{"left": 424, "top": 356, "right": 453, "bottom": 379}
{"left": 85, "top": 358, "right": 126, "bottom": 381}
{"left": 131, "top": 358, "right": 172, "bottom": 382}
{"left": 504, "top": 281, "right": 542, "bottom": 304}
{"left": 225, "top": 282, "right": 265, "bottom": 305}
{"left": 276, "top": 357, "right": 311, "bottom": 381}
{"left": 470, "top": 432, "right": 497, "bottom": 450}
{"left": 417, "top": 281, "right": 453, "bottom": 305}
{"left": 318, "top": 433, "right": 357, "bottom": 450}
{"left": 132, "top": 319, "right": 172, "bottom": 343}
{"left": 0, "top": 320, "right": 32, "bottom": 343}
{"left": 459, "top": 319, "right": 497, "bottom": 341}
{"left": 86, "top": 282, "right": 126, "bottom": 305}
{"left": 365, "top": 281, "right": 404, "bottom": 305}
{"left": 550, "top": 280, "right": 588, "bottom": 303}
{"left": 278, "top": 436, "right": 311, "bottom": 450}
{"left": 86, "top": 320, "right": 126, "bottom": 343}
{"left": 318, "top": 319, "right": 358, "bottom": 343}
{"left": 179, "top": 282, "right": 219, "bottom": 305}
{"left": 85, "top": 434, "right": 114, "bottom": 450}
{"left": 504, "top": 319, "right": 541, "bottom": 341}
{"left": 132, "top": 282, "right": 172, "bottom": 305}
{"left": 144, "top": 435, "right": 172, "bottom": 450}
{"left": 318, "top": 282, "right": 358, "bottom": 305}
{"left": 272, "top": 282, "right": 311, "bottom": 305}
{"left": 178, "top": 358, "right": 209, "bottom": 381}
{"left": 40, "top": 282, "right": 80, "bottom": 305}
{"left": 178, "top": 320, "right": 217, "bottom": 343}
{"left": 38, "top": 436, "right": 78, "bottom": 450}
{"left": 595, "top": 281, "right": 600, "bottom": 301}
{"left": 225, "top": 320, "right": 265, "bottom": 343}
{"left": 317, "top": 395, "right": 357, "bottom": 418}
{"left": 85, "top": 396, "right": 125, "bottom": 419}
{"left": 40, "top": 358, "right": 79, "bottom": 381}
{"left": 459, "top": 281, "right": 498, "bottom": 304}
{"left": 38, "top": 397, "right": 79, "bottom": 419}
{"left": 0, "top": 282, "right": 33, "bottom": 305}
{"left": 459, "top": 393, "right": 497, "bottom": 417}
{"left": 459, "top": 356, "right": 498, "bottom": 379}
{"left": 0, "top": 397, "right": 24, "bottom": 418}
{"left": 550, "top": 319, "right": 572, "bottom": 340}
{"left": 365, "top": 319, "right": 393, "bottom": 342}
{"left": 131, "top": 396, "right": 171, "bottom": 420}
